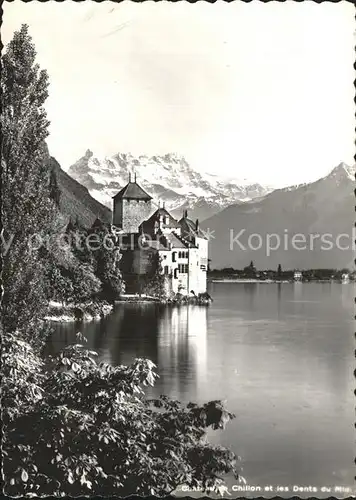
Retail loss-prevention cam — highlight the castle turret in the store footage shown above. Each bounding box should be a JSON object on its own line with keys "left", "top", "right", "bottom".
{"left": 112, "top": 174, "right": 152, "bottom": 233}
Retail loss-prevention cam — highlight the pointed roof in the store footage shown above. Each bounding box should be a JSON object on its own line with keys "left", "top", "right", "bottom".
{"left": 178, "top": 211, "right": 207, "bottom": 239}
{"left": 144, "top": 207, "right": 179, "bottom": 228}
{"left": 168, "top": 231, "right": 194, "bottom": 248}
{"left": 144, "top": 231, "right": 190, "bottom": 251}
{"left": 91, "top": 217, "right": 105, "bottom": 229}
{"left": 112, "top": 181, "right": 152, "bottom": 201}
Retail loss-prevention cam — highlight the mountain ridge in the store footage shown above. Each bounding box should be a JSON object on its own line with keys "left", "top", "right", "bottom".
{"left": 68, "top": 150, "right": 272, "bottom": 221}
{"left": 201, "top": 162, "right": 355, "bottom": 270}
{"left": 50, "top": 153, "right": 354, "bottom": 271}
{"left": 50, "top": 156, "right": 112, "bottom": 228}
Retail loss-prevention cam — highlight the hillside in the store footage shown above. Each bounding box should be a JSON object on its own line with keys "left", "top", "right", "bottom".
{"left": 68, "top": 150, "right": 271, "bottom": 221}
{"left": 202, "top": 163, "right": 355, "bottom": 270}
{"left": 50, "top": 156, "right": 111, "bottom": 228}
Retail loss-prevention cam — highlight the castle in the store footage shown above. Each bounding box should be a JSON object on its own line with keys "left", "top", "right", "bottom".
{"left": 112, "top": 174, "right": 208, "bottom": 296}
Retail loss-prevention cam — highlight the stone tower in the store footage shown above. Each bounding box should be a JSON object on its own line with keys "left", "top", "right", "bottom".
{"left": 112, "top": 173, "right": 152, "bottom": 233}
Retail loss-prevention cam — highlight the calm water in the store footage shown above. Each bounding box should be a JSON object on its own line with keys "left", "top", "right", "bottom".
{"left": 47, "top": 283, "right": 355, "bottom": 497}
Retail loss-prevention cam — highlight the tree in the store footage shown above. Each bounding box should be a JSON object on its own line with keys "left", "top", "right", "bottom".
{"left": 49, "top": 167, "right": 61, "bottom": 209}
{"left": 2, "top": 332, "right": 241, "bottom": 497}
{"left": 142, "top": 251, "right": 167, "bottom": 298}
{"left": 1, "top": 24, "right": 55, "bottom": 342}
{"left": 88, "top": 224, "right": 123, "bottom": 300}
{"left": 46, "top": 260, "right": 101, "bottom": 305}
{"left": 277, "top": 264, "right": 282, "bottom": 279}
{"left": 70, "top": 264, "right": 101, "bottom": 303}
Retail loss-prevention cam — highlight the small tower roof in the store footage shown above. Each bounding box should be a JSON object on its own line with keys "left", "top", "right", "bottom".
{"left": 140, "top": 207, "right": 179, "bottom": 234}
{"left": 178, "top": 210, "right": 207, "bottom": 239}
{"left": 147, "top": 207, "right": 178, "bottom": 226}
{"left": 112, "top": 179, "right": 152, "bottom": 201}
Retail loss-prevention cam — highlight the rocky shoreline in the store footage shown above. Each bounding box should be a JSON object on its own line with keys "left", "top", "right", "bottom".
{"left": 116, "top": 293, "right": 213, "bottom": 306}
{"left": 45, "top": 300, "right": 114, "bottom": 322}
{"left": 45, "top": 292, "right": 213, "bottom": 323}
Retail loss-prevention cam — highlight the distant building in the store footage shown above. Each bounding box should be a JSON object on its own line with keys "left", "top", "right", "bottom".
{"left": 294, "top": 270, "right": 303, "bottom": 282}
{"left": 112, "top": 176, "right": 208, "bottom": 295}
{"left": 341, "top": 273, "right": 350, "bottom": 284}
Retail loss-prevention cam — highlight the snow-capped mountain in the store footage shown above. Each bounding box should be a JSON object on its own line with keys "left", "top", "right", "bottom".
{"left": 67, "top": 150, "right": 272, "bottom": 221}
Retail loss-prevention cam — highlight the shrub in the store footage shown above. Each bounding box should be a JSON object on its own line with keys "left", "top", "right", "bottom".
{"left": 2, "top": 332, "right": 241, "bottom": 497}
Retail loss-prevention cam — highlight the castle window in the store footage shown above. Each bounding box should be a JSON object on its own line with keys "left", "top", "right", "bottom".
{"left": 172, "top": 252, "right": 177, "bottom": 262}
{"left": 165, "top": 216, "right": 169, "bottom": 225}
{"left": 164, "top": 265, "right": 169, "bottom": 275}
{"left": 178, "top": 264, "right": 188, "bottom": 274}
{"left": 174, "top": 269, "right": 178, "bottom": 279}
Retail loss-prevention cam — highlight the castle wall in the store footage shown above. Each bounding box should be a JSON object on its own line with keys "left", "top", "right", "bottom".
{"left": 132, "top": 248, "right": 155, "bottom": 275}
{"left": 113, "top": 198, "right": 123, "bottom": 227}
{"left": 187, "top": 238, "right": 208, "bottom": 294}
{"left": 113, "top": 199, "right": 152, "bottom": 232}
{"left": 196, "top": 237, "right": 208, "bottom": 294}
{"left": 123, "top": 199, "right": 152, "bottom": 233}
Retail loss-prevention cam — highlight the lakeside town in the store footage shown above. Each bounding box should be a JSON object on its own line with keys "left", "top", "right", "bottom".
{"left": 209, "top": 265, "right": 353, "bottom": 284}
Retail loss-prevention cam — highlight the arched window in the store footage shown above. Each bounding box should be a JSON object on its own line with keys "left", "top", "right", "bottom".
{"left": 172, "top": 252, "right": 177, "bottom": 262}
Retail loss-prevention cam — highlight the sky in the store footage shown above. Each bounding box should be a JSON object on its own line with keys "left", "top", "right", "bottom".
{"left": 2, "top": 1, "right": 355, "bottom": 187}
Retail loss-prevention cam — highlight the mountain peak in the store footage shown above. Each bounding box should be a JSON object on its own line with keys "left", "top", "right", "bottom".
{"left": 328, "top": 162, "right": 355, "bottom": 181}
{"left": 67, "top": 150, "right": 271, "bottom": 221}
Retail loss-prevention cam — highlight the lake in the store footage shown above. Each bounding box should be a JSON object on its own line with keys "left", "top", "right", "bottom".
{"left": 46, "top": 282, "right": 355, "bottom": 497}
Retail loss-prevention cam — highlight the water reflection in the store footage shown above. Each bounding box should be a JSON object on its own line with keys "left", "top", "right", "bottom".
{"left": 277, "top": 282, "right": 282, "bottom": 318}
{"left": 46, "top": 283, "right": 354, "bottom": 491}
{"left": 243, "top": 282, "right": 258, "bottom": 310}
{"left": 46, "top": 304, "right": 208, "bottom": 402}
{"left": 107, "top": 304, "right": 160, "bottom": 367}
{"left": 155, "top": 306, "right": 207, "bottom": 400}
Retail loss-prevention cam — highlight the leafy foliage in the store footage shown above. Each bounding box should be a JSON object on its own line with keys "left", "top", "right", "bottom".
{"left": 2, "top": 25, "right": 120, "bottom": 323}
{"left": 1, "top": 24, "right": 56, "bottom": 341}
{"left": 62, "top": 220, "right": 124, "bottom": 301}
{"left": 46, "top": 259, "right": 101, "bottom": 304}
{"left": 49, "top": 167, "right": 61, "bottom": 209}
{"left": 89, "top": 224, "right": 123, "bottom": 300}
{"left": 42, "top": 229, "right": 101, "bottom": 304}
{"left": 142, "top": 252, "right": 167, "bottom": 298}
{"left": 2, "top": 332, "right": 240, "bottom": 497}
